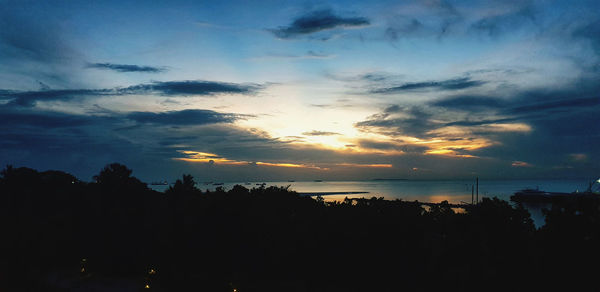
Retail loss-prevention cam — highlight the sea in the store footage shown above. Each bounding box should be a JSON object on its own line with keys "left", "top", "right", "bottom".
{"left": 150, "top": 179, "right": 595, "bottom": 227}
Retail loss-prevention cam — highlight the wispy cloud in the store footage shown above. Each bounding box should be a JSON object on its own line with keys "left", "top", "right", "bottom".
{"left": 430, "top": 95, "right": 505, "bottom": 110}
{"left": 511, "top": 161, "right": 533, "bottom": 167}
{"left": 250, "top": 51, "right": 334, "bottom": 61}
{"left": 384, "top": 0, "right": 462, "bottom": 41}
{"left": 269, "top": 9, "right": 369, "bottom": 39}
{"left": 371, "top": 77, "right": 485, "bottom": 93}
{"left": 0, "top": 7, "right": 76, "bottom": 64}
{"left": 302, "top": 130, "right": 341, "bottom": 136}
{"left": 86, "top": 62, "right": 167, "bottom": 73}
{"left": 0, "top": 88, "right": 112, "bottom": 107}
{"left": 470, "top": 4, "right": 536, "bottom": 37}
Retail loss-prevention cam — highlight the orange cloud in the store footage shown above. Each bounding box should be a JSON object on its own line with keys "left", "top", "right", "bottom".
{"left": 174, "top": 150, "right": 325, "bottom": 169}
{"left": 511, "top": 161, "right": 533, "bottom": 167}
{"left": 336, "top": 163, "right": 393, "bottom": 168}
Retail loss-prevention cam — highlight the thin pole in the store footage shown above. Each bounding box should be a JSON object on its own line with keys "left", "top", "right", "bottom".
{"left": 471, "top": 185, "right": 474, "bottom": 205}
{"left": 476, "top": 177, "right": 479, "bottom": 204}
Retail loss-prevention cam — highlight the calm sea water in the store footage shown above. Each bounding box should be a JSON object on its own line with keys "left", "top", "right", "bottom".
{"left": 150, "top": 179, "right": 591, "bottom": 203}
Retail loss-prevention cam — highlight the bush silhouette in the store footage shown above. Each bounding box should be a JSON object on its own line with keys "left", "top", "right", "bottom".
{"left": 1, "top": 164, "right": 598, "bottom": 291}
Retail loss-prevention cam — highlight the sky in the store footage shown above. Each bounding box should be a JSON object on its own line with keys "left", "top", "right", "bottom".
{"left": 0, "top": 0, "right": 599, "bottom": 182}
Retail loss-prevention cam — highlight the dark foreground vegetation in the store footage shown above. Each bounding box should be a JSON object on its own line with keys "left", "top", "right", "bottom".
{"left": 2, "top": 164, "right": 600, "bottom": 291}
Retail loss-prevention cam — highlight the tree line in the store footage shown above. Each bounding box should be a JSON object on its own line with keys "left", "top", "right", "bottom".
{"left": 1, "top": 163, "right": 599, "bottom": 291}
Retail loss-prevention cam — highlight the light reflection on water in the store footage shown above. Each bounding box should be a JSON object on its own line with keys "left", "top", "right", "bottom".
{"left": 149, "top": 179, "right": 589, "bottom": 202}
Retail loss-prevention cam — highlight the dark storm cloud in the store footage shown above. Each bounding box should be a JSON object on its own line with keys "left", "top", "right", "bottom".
{"left": 371, "top": 77, "right": 485, "bottom": 93}
{"left": 126, "top": 109, "right": 245, "bottom": 126}
{"left": 121, "top": 80, "right": 263, "bottom": 96}
{"left": 86, "top": 63, "right": 167, "bottom": 73}
{"left": 302, "top": 130, "right": 341, "bottom": 136}
{"left": 269, "top": 9, "right": 369, "bottom": 39}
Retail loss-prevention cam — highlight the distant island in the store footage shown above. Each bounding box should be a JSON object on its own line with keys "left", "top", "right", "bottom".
{"left": 372, "top": 178, "right": 409, "bottom": 181}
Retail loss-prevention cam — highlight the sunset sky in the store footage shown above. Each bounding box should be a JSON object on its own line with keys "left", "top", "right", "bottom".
{"left": 1, "top": 0, "right": 599, "bottom": 182}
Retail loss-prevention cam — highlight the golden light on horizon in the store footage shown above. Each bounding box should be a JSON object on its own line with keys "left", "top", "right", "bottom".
{"left": 175, "top": 150, "right": 326, "bottom": 169}
{"left": 335, "top": 163, "right": 393, "bottom": 168}
{"left": 174, "top": 120, "right": 530, "bottom": 168}
{"left": 256, "top": 161, "right": 324, "bottom": 169}
{"left": 174, "top": 150, "right": 397, "bottom": 170}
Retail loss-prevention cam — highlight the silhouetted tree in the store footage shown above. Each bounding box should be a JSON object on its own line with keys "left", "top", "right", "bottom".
{"left": 4, "top": 163, "right": 600, "bottom": 291}
{"left": 166, "top": 174, "right": 199, "bottom": 195}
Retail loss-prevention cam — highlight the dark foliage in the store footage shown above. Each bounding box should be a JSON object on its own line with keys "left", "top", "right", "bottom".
{"left": 0, "top": 164, "right": 597, "bottom": 291}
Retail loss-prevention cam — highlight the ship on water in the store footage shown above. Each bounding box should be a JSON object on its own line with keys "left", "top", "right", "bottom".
{"left": 511, "top": 178, "right": 600, "bottom": 203}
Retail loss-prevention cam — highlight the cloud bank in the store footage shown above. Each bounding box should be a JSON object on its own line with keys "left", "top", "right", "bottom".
{"left": 270, "top": 9, "right": 369, "bottom": 39}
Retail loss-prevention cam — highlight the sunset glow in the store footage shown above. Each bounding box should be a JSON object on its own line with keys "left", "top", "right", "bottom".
{"left": 0, "top": 0, "right": 597, "bottom": 181}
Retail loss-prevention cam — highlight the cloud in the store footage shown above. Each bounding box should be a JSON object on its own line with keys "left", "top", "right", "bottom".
{"left": 385, "top": 18, "right": 424, "bottom": 41}
{"left": 250, "top": 50, "right": 335, "bottom": 61}
{"left": 470, "top": 4, "right": 536, "bottom": 37}
{"left": 371, "top": 77, "right": 485, "bottom": 93}
{"left": 86, "top": 62, "right": 167, "bottom": 73}
{"left": 443, "top": 118, "right": 519, "bottom": 127}
{"left": 357, "top": 139, "right": 428, "bottom": 153}
{"left": 573, "top": 19, "right": 600, "bottom": 54}
{"left": 302, "top": 130, "right": 341, "bottom": 136}
{"left": 430, "top": 95, "right": 505, "bottom": 110}
{"left": 354, "top": 78, "right": 600, "bottom": 163}
{"left": 0, "top": 80, "right": 265, "bottom": 107}
{"left": 0, "top": 88, "right": 112, "bottom": 107}
{"left": 0, "top": 6, "right": 76, "bottom": 64}
{"left": 269, "top": 9, "right": 369, "bottom": 39}
{"left": 0, "top": 107, "right": 96, "bottom": 128}
{"left": 125, "top": 109, "right": 245, "bottom": 126}
{"left": 384, "top": 0, "right": 462, "bottom": 41}
{"left": 355, "top": 106, "right": 435, "bottom": 138}
{"left": 508, "top": 96, "right": 600, "bottom": 114}
{"left": 121, "top": 80, "right": 263, "bottom": 96}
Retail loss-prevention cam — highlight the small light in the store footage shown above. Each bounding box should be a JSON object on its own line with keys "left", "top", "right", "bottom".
{"left": 145, "top": 284, "right": 150, "bottom": 289}
{"left": 81, "top": 267, "right": 85, "bottom": 273}
{"left": 149, "top": 268, "right": 156, "bottom": 275}
{"left": 82, "top": 258, "right": 87, "bottom": 262}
